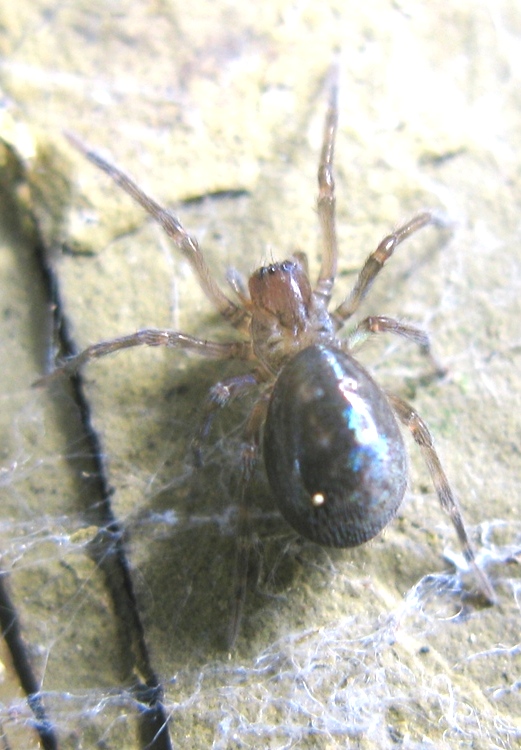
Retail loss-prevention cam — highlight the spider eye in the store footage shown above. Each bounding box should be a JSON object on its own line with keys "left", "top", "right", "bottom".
{"left": 249, "top": 260, "right": 312, "bottom": 329}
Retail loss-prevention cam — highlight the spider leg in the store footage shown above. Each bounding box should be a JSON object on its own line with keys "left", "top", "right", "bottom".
{"left": 314, "top": 65, "right": 339, "bottom": 304}
{"left": 387, "top": 392, "right": 496, "bottom": 604}
{"left": 191, "top": 372, "right": 260, "bottom": 466}
{"left": 346, "top": 315, "right": 447, "bottom": 376}
{"left": 225, "top": 267, "right": 250, "bottom": 306}
{"left": 333, "top": 212, "right": 434, "bottom": 326}
{"left": 65, "top": 132, "right": 250, "bottom": 331}
{"left": 33, "top": 330, "right": 252, "bottom": 386}
{"left": 228, "top": 395, "right": 269, "bottom": 648}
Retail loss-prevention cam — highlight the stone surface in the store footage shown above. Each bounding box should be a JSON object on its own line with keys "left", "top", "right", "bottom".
{"left": 0, "top": 2, "right": 520, "bottom": 748}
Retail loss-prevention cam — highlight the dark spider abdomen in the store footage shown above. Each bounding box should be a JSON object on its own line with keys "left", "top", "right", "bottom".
{"left": 264, "top": 345, "right": 407, "bottom": 547}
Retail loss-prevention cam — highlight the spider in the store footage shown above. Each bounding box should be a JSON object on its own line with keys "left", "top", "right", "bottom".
{"left": 37, "top": 71, "right": 495, "bottom": 645}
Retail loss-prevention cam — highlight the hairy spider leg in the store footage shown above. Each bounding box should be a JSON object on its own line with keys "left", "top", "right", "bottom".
{"left": 347, "top": 315, "right": 447, "bottom": 377}
{"left": 314, "top": 64, "right": 339, "bottom": 304}
{"left": 65, "top": 131, "right": 250, "bottom": 330}
{"left": 387, "top": 392, "right": 496, "bottom": 604}
{"left": 191, "top": 373, "right": 260, "bottom": 465}
{"left": 33, "top": 331, "right": 252, "bottom": 385}
{"left": 332, "top": 212, "right": 435, "bottom": 327}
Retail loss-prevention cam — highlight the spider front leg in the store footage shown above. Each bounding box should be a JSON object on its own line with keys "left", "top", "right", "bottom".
{"left": 333, "top": 212, "right": 435, "bottom": 327}
{"left": 33, "top": 330, "right": 252, "bottom": 386}
{"left": 314, "top": 66, "right": 339, "bottom": 304}
{"left": 387, "top": 392, "right": 496, "bottom": 604}
{"left": 65, "top": 132, "right": 249, "bottom": 330}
